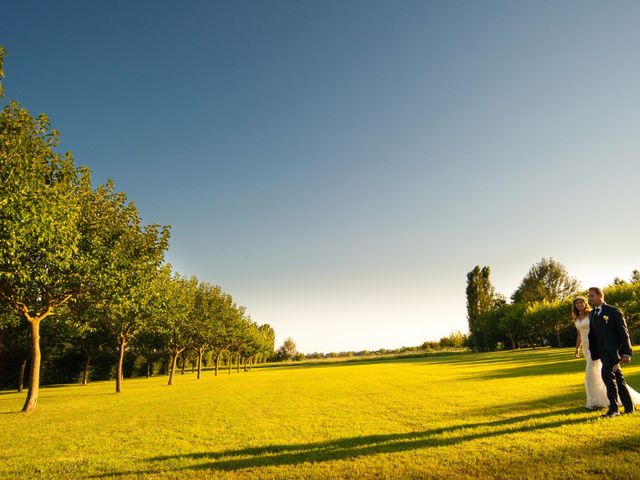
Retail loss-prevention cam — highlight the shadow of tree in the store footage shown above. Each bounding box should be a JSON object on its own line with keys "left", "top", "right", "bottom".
{"left": 470, "top": 390, "right": 586, "bottom": 416}
{"left": 467, "top": 359, "right": 583, "bottom": 380}
{"left": 90, "top": 407, "right": 593, "bottom": 478}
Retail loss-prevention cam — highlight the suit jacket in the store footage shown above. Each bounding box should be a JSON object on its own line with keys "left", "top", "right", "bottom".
{"left": 588, "top": 303, "right": 633, "bottom": 363}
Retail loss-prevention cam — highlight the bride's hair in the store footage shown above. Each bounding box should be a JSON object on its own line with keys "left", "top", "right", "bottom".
{"left": 572, "top": 296, "right": 592, "bottom": 320}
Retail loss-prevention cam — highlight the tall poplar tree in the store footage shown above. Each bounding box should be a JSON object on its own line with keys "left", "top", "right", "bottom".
{"left": 466, "top": 266, "right": 497, "bottom": 351}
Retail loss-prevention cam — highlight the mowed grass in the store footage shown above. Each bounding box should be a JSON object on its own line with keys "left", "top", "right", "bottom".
{"left": 2, "top": 348, "right": 640, "bottom": 479}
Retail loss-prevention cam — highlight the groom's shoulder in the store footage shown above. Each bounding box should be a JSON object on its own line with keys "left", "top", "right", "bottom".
{"left": 604, "top": 304, "right": 623, "bottom": 315}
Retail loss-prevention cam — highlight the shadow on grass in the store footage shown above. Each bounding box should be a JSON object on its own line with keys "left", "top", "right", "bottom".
{"left": 90, "top": 406, "right": 594, "bottom": 478}
{"left": 467, "top": 358, "right": 584, "bottom": 380}
{"left": 0, "top": 389, "right": 22, "bottom": 396}
{"left": 431, "top": 348, "right": 571, "bottom": 367}
{"left": 252, "top": 350, "right": 476, "bottom": 372}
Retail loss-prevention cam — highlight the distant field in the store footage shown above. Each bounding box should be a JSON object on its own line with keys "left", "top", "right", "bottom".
{"left": 2, "top": 348, "right": 640, "bottom": 479}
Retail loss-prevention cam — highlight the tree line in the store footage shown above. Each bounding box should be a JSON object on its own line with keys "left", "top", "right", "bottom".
{"left": 466, "top": 258, "right": 640, "bottom": 351}
{"left": 0, "top": 47, "right": 276, "bottom": 412}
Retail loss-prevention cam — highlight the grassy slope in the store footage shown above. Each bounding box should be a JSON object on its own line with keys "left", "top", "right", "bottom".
{"left": 2, "top": 348, "right": 640, "bottom": 479}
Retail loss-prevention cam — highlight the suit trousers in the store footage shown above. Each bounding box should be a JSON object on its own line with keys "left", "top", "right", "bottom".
{"left": 601, "top": 358, "right": 634, "bottom": 412}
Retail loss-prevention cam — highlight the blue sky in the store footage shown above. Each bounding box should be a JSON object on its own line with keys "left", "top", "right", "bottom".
{"left": 4, "top": 1, "right": 640, "bottom": 352}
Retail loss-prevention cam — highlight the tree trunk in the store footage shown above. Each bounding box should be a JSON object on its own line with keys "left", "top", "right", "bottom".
{"left": 22, "top": 319, "right": 42, "bottom": 412}
{"left": 116, "top": 335, "right": 126, "bottom": 394}
{"left": 228, "top": 352, "right": 232, "bottom": 375}
{"left": 556, "top": 330, "right": 562, "bottom": 348}
{"left": 168, "top": 351, "right": 179, "bottom": 386}
{"left": 215, "top": 351, "right": 221, "bottom": 377}
{"left": 146, "top": 361, "right": 152, "bottom": 378}
{"left": 180, "top": 352, "right": 186, "bottom": 375}
{"left": 243, "top": 357, "right": 248, "bottom": 372}
{"left": 197, "top": 348, "right": 204, "bottom": 379}
{"left": 236, "top": 354, "right": 240, "bottom": 373}
{"left": 18, "top": 359, "right": 27, "bottom": 393}
{"left": 82, "top": 353, "right": 91, "bottom": 385}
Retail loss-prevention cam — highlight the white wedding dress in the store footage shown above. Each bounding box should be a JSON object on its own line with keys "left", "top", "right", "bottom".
{"left": 574, "top": 316, "right": 640, "bottom": 409}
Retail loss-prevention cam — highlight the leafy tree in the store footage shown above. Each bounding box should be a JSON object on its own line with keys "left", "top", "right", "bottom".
{"left": 257, "top": 324, "right": 276, "bottom": 363}
{"left": 207, "top": 289, "right": 238, "bottom": 376}
{"left": 0, "top": 53, "right": 86, "bottom": 410}
{"left": 438, "top": 331, "right": 468, "bottom": 348}
{"left": 146, "top": 268, "right": 197, "bottom": 386}
{"left": 275, "top": 337, "right": 298, "bottom": 361}
{"left": 239, "top": 320, "right": 273, "bottom": 371}
{"left": 496, "top": 303, "right": 525, "bottom": 350}
{"left": 190, "top": 282, "right": 217, "bottom": 379}
{"left": 511, "top": 258, "right": 579, "bottom": 304}
{"left": 95, "top": 194, "right": 169, "bottom": 393}
{"left": 466, "top": 266, "right": 499, "bottom": 351}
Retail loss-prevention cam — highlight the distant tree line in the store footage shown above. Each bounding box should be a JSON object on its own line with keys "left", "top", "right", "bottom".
{"left": 283, "top": 332, "right": 469, "bottom": 362}
{"left": 466, "top": 257, "right": 640, "bottom": 352}
{"left": 0, "top": 48, "right": 275, "bottom": 412}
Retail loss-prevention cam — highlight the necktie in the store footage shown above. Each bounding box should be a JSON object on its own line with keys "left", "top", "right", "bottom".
{"left": 595, "top": 307, "right": 601, "bottom": 316}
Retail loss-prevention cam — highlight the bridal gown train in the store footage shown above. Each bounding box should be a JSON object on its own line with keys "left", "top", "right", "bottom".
{"left": 574, "top": 316, "right": 640, "bottom": 408}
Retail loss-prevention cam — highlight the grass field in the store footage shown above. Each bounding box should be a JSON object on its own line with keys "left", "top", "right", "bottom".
{"left": 2, "top": 347, "right": 640, "bottom": 479}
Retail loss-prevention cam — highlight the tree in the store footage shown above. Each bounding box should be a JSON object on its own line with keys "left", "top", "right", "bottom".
{"left": 257, "top": 324, "right": 276, "bottom": 363}
{"left": 0, "top": 53, "right": 86, "bottom": 410}
{"left": 146, "top": 268, "right": 197, "bottom": 386}
{"left": 95, "top": 193, "right": 169, "bottom": 393}
{"left": 496, "top": 304, "right": 525, "bottom": 350}
{"left": 207, "top": 290, "right": 238, "bottom": 376}
{"left": 466, "top": 266, "right": 499, "bottom": 351}
{"left": 190, "top": 282, "right": 217, "bottom": 380}
{"left": 438, "top": 331, "right": 468, "bottom": 348}
{"left": 511, "top": 258, "right": 579, "bottom": 304}
{"left": 275, "top": 337, "right": 298, "bottom": 361}
{"left": 631, "top": 270, "right": 640, "bottom": 284}
{"left": 63, "top": 179, "right": 127, "bottom": 385}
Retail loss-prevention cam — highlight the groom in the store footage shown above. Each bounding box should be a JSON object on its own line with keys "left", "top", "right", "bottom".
{"left": 587, "top": 287, "right": 635, "bottom": 417}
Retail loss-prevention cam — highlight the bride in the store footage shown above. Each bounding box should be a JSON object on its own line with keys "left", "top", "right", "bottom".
{"left": 573, "top": 296, "right": 640, "bottom": 409}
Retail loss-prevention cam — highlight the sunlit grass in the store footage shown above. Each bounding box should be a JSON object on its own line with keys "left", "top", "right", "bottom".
{"left": 2, "top": 347, "right": 640, "bottom": 479}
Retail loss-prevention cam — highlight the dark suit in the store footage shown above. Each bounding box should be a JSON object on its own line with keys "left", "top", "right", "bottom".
{"left": 588, "top": 303, "right": 634, "bottom": 413}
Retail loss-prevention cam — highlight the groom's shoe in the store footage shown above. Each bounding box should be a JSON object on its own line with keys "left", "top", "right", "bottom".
{"left": 622, "top": 409, "right": 636, "bottom": 415}
{"left": 601, "top": 410, "right": 620, "bottom": 418}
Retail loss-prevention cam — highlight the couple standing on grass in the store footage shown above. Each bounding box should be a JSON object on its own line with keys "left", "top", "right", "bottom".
{"left": 573, "top": 287, "right": 640, "bottom": 417}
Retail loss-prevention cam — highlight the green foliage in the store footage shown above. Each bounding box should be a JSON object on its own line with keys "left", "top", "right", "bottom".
{"left": 511, "top": 257, "right": 580, "bottom": 304}
{"left": 146, "top": 268, "right": 197, "bottom": 354}
{"left": 438, "top": 331, "right": 468, "bottom": 348}
{"left": 275, "top": 337, "right": 299, "bottom": 361}
{"left": 466, "top": 266, "right": 501, "bottom": 351}
{"left": 0, "top": 101, "right": 85, "bottom": 317}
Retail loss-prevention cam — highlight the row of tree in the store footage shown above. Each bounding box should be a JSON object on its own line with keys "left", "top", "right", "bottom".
{"left": 0, "top": 47, "right": 275, "bottom": 412}
{"left": 466, "top": 258, "right": 640, "bottom": 351}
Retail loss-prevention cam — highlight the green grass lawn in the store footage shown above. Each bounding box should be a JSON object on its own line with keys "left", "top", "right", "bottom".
{"left": 2, "top": 347, "right": 640, "bottom": 479}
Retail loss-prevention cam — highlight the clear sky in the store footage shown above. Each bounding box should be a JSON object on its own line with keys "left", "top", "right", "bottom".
{"left": 3, "top": 1, "right": 640, "bottom": 353}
